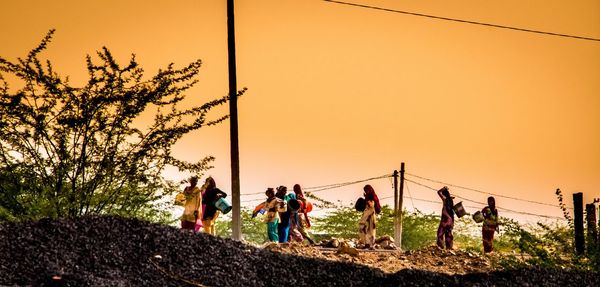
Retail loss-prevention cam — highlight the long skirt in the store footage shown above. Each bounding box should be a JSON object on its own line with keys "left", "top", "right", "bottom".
{"left": 436, "top": 219, "right": 454, "bottom": 249}
{"left": 181, "top": 220, "right": 195, "bottom": 230}
{"left": 297, "top": 218, "right": 314, "bottom": 244}
{"left": 267, "top": 219, "right": 279, "bottom": 242}
{"left": 202, "top": 211, "right": 220, "bottom": 236}
{"left": 277, "top": 224, "right": 290, "bottom": 243}
{"left": 359, "top": 220, "right": 376, "bottom": 246}
{"left": 482, "top": 226, "right": 496, "bottom": 253}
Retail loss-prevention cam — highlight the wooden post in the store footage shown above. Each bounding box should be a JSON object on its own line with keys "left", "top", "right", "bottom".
{"left": 227, "top": 0, "right": 241, "bottom": 241}
{"left": 573, "top": 192, "right": 584, "bottom": 255}
{"left": 393, "top": 170, "right": 400, "bottom": 247}
{"left": 586, "top": 203, "right": 597, "bottom": 254}
{"left": 398, "top": 162, "right": 405, "bottom": 249}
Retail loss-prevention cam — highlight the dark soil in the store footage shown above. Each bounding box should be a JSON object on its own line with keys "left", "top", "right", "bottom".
{"left": 0, "top": 216, "right": 597, "bottom": 286}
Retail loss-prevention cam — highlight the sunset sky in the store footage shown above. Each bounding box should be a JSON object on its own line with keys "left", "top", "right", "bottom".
{"left": 1, "top": 0, "right": 599, "bottom": 222}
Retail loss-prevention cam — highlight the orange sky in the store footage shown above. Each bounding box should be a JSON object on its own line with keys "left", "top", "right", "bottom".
{"left": 1, "top": 0, "right": 599, "bottom": 222}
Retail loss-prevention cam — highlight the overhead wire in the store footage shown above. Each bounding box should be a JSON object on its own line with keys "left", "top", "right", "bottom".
{"left": 303, "top": 174, "right": 393, "bottom": 193}
{"left": 405, "top": 172, "right": 568, "bottom": 209}
{"left": 238, "top": 171, "right": 565, "bottom": 221}
{"left": 404, "top": 179, "right": 416, "bottom": 211}
{"left": 239, "top": 173, "right": 392, "bottom": 198}
{"left": 323, "top": 0, "right": 600, "bottom": 42}
{"left": 404, "top": 178, "right": 566, "bottom": 220}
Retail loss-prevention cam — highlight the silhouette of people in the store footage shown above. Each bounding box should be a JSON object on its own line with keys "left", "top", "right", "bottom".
{"left": 482, "top": 196, "right": 499, "bottom": 253}
{"left": 359, "top": 184, "right": 381, "bottom": 248}
{"left": 180, "top": 176, "right": 203, "bottom": 231}
{"left": 436, "top": 186, "right": 454, "bottom": 249}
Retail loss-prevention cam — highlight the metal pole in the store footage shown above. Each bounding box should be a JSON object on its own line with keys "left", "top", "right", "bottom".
{"left": 227, "top": 0, "right": 241, "bottom": 241}
{"left": 393, "top": 170, "right": 399, "bottom": 247}
{"left": 398, "top": 162, "right": 405, "bottom": 249}
{"left": 573, "top": 192, "right": 584, "bottom": 255}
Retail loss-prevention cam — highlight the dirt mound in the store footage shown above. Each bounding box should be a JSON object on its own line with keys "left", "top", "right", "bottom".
{"left": 267, "top": 243, "right": 492, "bottom": 275}
{"left": 0, "top": 216, "right": 597, "bottom": 286}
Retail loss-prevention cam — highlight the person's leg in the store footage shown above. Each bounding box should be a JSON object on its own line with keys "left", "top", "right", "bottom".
{"left": 279, "top": 226, "right": 290, "bottom": 243}
{"left": 181, "top": 220, "right": 195, "bottom": 230}
{"left": 482, "top": 227, "right": 494, "bottom": 253}
{"left": 436, "top": 222, "right": 445, "bottom": 248}
{"left": 298, "top": 225, "right": 314, "bottom": 244}
{"left": 445, "top": 224, "right": 454, "bottom": 249}
{"left": 358, "top": 222, "right": 367, "bottom": 245}
{"left": 209, "top": 211, "right": 220, "bottom": 236}
{"left": 277, "top": 223, "right": 284, "bottom": 243}
{"left": 367, "top": 223, "right": 376, "bottom": 247}
{"left": 202, "top": 219, "right": 211, "bottom": 233}
{"left": 268, "top": 220, "right": 279, "bottom": 242}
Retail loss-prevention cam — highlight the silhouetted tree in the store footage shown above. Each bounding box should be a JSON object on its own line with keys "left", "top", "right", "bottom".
{"left": 0, "top": 30, "right": 245, "bottom": 221}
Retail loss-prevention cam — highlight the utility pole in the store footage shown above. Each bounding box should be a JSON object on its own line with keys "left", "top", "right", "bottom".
{"left": 393, "top": 170, "right": 399, "bottom": 247}
{"left": 398, "top": 162, "right": 405, "bottom": 249}
{"left": 227, "top": 0, "right": 241, "bottom": 241}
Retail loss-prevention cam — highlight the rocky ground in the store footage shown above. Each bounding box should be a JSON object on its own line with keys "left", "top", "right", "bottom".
{"left": 264, "top": 242, "right": 494, "bottom": 275}
{"left": 0, "top": 216, "right": 597, "bottom": 286}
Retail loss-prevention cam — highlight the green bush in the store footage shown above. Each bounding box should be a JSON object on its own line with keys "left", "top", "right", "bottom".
{"left": 0, "top": 30, "right": 237, "bottom": 222}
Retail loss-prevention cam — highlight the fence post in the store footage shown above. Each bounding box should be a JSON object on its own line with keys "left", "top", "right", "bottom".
{"left": 573, "top": 192, "right": 584, "bottom": 255}
{"left": 398, "top": 162, "right": 405, "bottom": 249}
{"left": 393, "top": 170, "right": 400, "bottom": 248}
{"left": 586, "top": 203, "right": 597, "bottom": 254}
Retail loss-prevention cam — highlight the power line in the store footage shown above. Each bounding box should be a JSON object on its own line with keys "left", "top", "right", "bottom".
{"left": 323, "top": 0, "right": 600, "bottom": 43}
{"left": 462, "top": 204, "right": 565, "bottom": 220}
{"left": 405, "top": 172, "right": 567, "bottom": 209}
{"left": 239, "top": 172, "right": 565, "bottom": 220}
{"left": 303, "top": 174, "right": 392, "bottom": 192}
{"left": 239, "top": 173, "right": 392, "bottom": 197}
{"left": 404, "top": 180, "right": 416, "bottom": 210}
{"left": 404, "top": 178, "right": 566, "bottom": 220}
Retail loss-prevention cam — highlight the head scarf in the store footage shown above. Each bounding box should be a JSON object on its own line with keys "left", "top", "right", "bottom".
{"left": 265, "top": 188, "right": 276, "bottom": 202}
{"left": 275, "top": 186, "right": 287, "bottom": 199}
{"left": 205, "top": 177, "right": 216, "bottom": 190}
{"left": 487, "top": 196, "right": 497, "bottom": 216}
{"left": 441, "top": 188, "right": 454, "bottom": 218}
{"left": 363, "top": 184, "right": 381, "bottom": 214}
{"left": 293, "top": 184, "right": 305, "bottom": 200}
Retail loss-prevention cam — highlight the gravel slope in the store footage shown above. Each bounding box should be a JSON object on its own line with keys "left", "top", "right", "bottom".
{"left": 0, "top": 216, "right": 597, "bottom": 286}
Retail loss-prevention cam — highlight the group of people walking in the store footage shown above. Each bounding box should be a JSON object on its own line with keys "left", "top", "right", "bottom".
{"left": 252, "top": 184, "right": 314, "bottom": 244}
{"left": 355, "top": 185, "right": 499, "bottom": 253}
{"left": 178, "top": 177, "right": 499, "bottom": 253}
{"left": 435, "top": 186, "right": 499, "bottom": 253}
{"left": 177, "top": 176, "right": 227, "bottom": 235}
